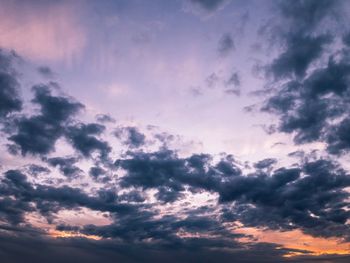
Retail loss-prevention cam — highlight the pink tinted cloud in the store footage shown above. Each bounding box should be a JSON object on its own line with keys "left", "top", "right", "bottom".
{"left": 0, "top": 1, "right": 86, "bottom": 62}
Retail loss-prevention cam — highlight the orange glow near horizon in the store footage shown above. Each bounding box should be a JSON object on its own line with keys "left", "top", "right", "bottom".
{"left": 49, "top": 230, "right": 102, "bottom": 241}
{"left": 235, "top": 226, "right": 350, "bottom": 257}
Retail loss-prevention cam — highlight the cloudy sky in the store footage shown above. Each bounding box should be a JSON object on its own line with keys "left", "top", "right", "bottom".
{"left": 1, "top": 0, "right": 350, "bottom": 262}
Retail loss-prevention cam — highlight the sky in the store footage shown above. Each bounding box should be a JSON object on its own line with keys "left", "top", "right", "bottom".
{"left": 1, "top": 0, "right": 350, "bottom": 262}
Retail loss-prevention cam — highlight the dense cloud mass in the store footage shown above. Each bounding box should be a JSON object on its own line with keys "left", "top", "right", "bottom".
{"left": 114, "top": 126, "right": 146, "bottom": 148}
{"left": 261, "top": 0, "right": 350, "bottom": 155}
{"left": 47, "top": 157, "right": 82, "bottom": 178}
{"left": 0, "top": 0, "right": 350, "bottom": 262}
{"left": 66, "top": 123, "right": 111, "bottom": 158}
{"left": 7, "top": 85, "right": 83, "bottom": 155}
{"left": 1, "top": 144, "right": 350, "bottom": 261}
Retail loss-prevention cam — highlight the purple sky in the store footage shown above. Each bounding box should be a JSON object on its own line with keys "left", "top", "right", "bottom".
{"left": 1, "top": 0, "right": 350, "bottom": 262}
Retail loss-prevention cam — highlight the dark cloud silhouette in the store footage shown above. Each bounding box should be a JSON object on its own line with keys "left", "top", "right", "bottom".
{"left": 47, "top": 157, "right": 82, "bottom": 178}
{"left": 269, "top": 34, "right": 332, "bottom": 79}
{"left": 1, "top": 230, "right": 332, "bottom": 263}
{"left": 26, "top": 164, "right": 50, "bottom": 176}
{"left": 115, "top": 150, "right": 230, "bottom": 202}
{"left": 264, "top": 58, "right": 350, "bottom": 146}
{"left": 343, "top": 32, "right": 350, "bottom": 46}
{"left": 65, "top": 123, "right": 111, "bottom": 158}
{"left": 219, "top": 159, "right": 350, "bottom": 240}
{"left": 89, "top": 166, "right": 106, "bottom": 178}
{"left": 118, "top": 190, "right": 146, "bottom": 203}
{"left": 0, "top": 50, "right": 22, "bottom": 119}
{"left": 8, "top": 85, "right": 83, "bottom": 155}
{"left": 115, "top": 149, "right": 350, "bottom": 240}
{"left": 277, "top": 0, "right": 339, "bottom": 33}
{"left": 114, "top": 126, "right": 146, "bottom": 148}
{"left": 260, "top": 0, "right": 350, "bottom": 153}
{"left": 0, "top": 169, "right": 138, "bottom": 225}
{"left": 12, "top": 145, "right": 343, "bottom": 246}
{"left": 0, "top": 170, "right": 35, "bottom": 225}
{"left": 326, "top": 118, "right": 350, "bottom": 154}
{"left": 0, "top": 147, "right": 349, "bottom": 261}
{"left": 88, "top": 166, "right": 111, "bottom": 182}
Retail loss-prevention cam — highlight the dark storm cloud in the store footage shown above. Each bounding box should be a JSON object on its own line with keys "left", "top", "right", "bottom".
{"left": 116, "top": 150, "right": 187, "bottom": 202}
{"left": 26, "top": 164, "right": 50, "bottom": 176}
{"left": 269, "top": 34, "right": 332, "bottom": 79}
{"left": 78, "top": 203, "right": 243, "bottom": 251}
{"left": 118, "top": 190, "right": 146, "bottom": 203}
{"left": 326, "top": 118, "right": 350, "bottom": 154}
{"left": 0, "top": 196, "right": 33, "bottom": 225}
{"left": 343, "top": 32, "right": 350, "bottom": 46}
{"left": 32, "top": 85, "right": 84, "bottom": 123}
{"left": 1, "top": 149, "right": 350, "bottom": 260}
{"left": 116, "top": 149, "right": 350, "bottom": 240}
{"left": 115, "top": 150, "right": 234, "bottom": 202}
{"left": 266, "top": 96, "right": 337, "bottom": 144}
{"left": 32, "top": 185, "right": 135, "bottom": 215}
{"left": 0, "top": 230, "right": 320, "bottom": 263}
{"left": 0, "top": 170, "right": 35, "bottom": 224}
{"left": 114, "top": 126, "right": 146, "bottom": 148}
{"left": 116, "top": 150, "right": 241, "bottom": 194}
{"left": 89, "top": 166, "right": 111, "bottom": 182}
{"left": 0, "top": 50, "right": 22, "bottom": 119}
{"left": 220, "top": 159, "right": 350, "bottom": 240}
{"left": 89, "top": 166, "right": 106, "bottom": 178}
{"left": 8, "top": 85, "right": 84, "bottom": 155}
{"left": 218, "top": 33, "right": 235, "bottom": 56}
{"left": 47, "top": 157, "right": 82, "bottom": 178}
{"left": 0, "top": 169, "right": 138, "bottom": 224}
{"left": 260, "top": 0, "right": 350, "bottom": 153}
{"left": 1, "top": 167, "right": 240, "bottom": 251}
{"left": 264, "top": 58, "right": 350, "bottom": 146}
{"left": 65, "top": 123, "right": 111, "bottom": 158}
{"left": 266, "top": 0, "right": 342, "bottom": 80}
{"left": 277, "top": 0, "right": 339, "bottom": 33}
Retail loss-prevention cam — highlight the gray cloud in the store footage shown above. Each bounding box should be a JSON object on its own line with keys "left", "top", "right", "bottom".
{"left": 0, "top": 50, "right": 22, "bottom": 120}
{"left": 260, "top": 0, "right": 350, "bottom": 154}
{"left": 114, "top": 126, "right": 146, "bottom": 148}
{"left": 8, "top": 85, "right": 83, "bottom": 155}
{"left": 218, "top": 33, "right": 235, "bottom": 56}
